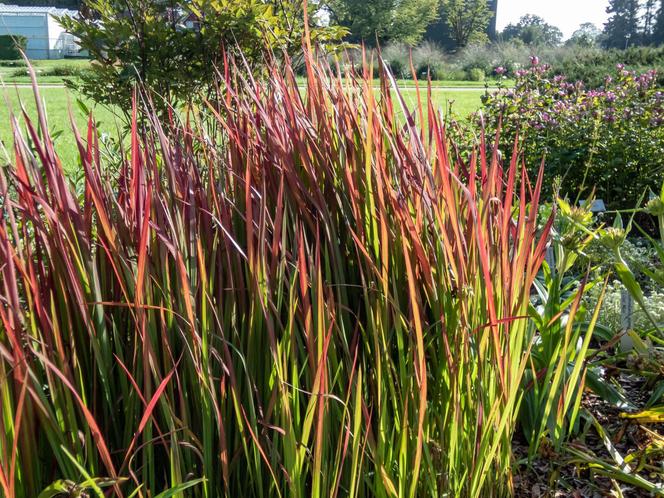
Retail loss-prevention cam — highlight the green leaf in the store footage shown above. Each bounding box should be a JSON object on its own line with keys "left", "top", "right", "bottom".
{"left": 614, "top": 260, "right": 662, "bottom": 333}
{"left": 76, "top": 98, "right": 90, "bottom": 117}
{"left": 613, "top": 212, "right": 623, "bottom": 230}
{"left": 38, "top": 481, "right": 75, "bottom": 498}
{"left": 586, "top": 368, "right": 635, "bottom": 410}
{"left": 614, "top": 260, "right": 644, "bottom": 303}
{"left": 620, "top": 406, "right": 664, "bottom": 424}
{"left": 153, "top": 478, "right": 206, "bottom": 498}
{"left": 646, "top": 381, "right": 664, "bottom": 409}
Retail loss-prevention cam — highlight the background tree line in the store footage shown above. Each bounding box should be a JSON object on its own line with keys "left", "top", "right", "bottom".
{"left": 10, "top": 0, "right": 664, "bottom": 109}
{"left": 603, "top": 0, "right": 664, "bottom": 47}
{"left": 18, "top": 0, "right": 664, "bottom": 51}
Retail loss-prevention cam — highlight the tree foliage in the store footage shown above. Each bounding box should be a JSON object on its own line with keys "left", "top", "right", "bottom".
{"left": 0, "top": 35, "right": 27, "bottom": 60}
{"left": 653, "top": 0, "right": 664, "bottom": 44}
{"left": 440, "top": 0, "right": 491, "bottom": 48}
{"left": 643, "top": 0, "right": 659, "bottom": 40}
{"left": 500, "top": 15, "right": 563, "bottom": 46}
{"left": 59, "top": 0, "right": 344, "bottom": 109}
{"left": 566, "top": 23, "right": 602, "bottom": 48}
{"left": 326, "top": 0, "right": 440, "bottom": 45}
{"left": 603, "top": 0, "right": 642, "bottom": 48}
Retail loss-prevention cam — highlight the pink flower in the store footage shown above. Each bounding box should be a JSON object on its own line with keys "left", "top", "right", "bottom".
{"left": 495, "top": 66, "right": 506, "bottom": 75}
{"left": 530, "top": 56, "right": 540, "bottom": 66}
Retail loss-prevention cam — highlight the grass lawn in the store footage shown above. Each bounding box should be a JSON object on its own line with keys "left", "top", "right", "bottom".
{"left": 0, "top": 58, "right": 91, "bottom": 85}
{"left": 2, "top": 59, "right": 512, "bottom": 88}
{"left": 395, "top": 78, "right": 511, "bottom": 88}
{"left": 0, "top": 86, "right": 118, "bottom": 170}
{"left": 399, "top": 87, "right": 485, "bottom": 119}
{"left": 0, "top": 84, "right": 485, "bottom": 169}
{"left": 0, "top": 60, "right": 490, "bottom": 163}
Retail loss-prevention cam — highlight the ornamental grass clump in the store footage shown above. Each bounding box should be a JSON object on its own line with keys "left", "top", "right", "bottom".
{"left": 0, "top": 51, "right": 552, "bottom": 497}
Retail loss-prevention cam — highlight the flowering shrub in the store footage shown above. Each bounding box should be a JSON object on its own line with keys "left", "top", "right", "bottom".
{"left": 481, "top": 63, "right": 664, "bottom": 208}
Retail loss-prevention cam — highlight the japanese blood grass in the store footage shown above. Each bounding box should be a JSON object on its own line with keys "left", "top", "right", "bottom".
{"left": 0, "top": 53, "right": 553, "bottom": 498}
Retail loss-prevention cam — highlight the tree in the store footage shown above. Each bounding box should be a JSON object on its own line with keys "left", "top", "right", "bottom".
{"left": 440, "top": 0, "right": 492, "bottom": 48}
{"left": 652, "top": 0, "right": 664, "bottom": 44}
{"left": 487, "top": 0, "right": 498, "bottom": 40}
{"left": 59, "top": 0, "right": 344, "bottom": 110}
{"left": 603, "top": 0, "right": 641, "bottom": 48}
{"left": 566, "top": 22, "right": 602, "bottom": 47}
{"left": 643, "top": 0, "right": 658, "bottom": 41}
{"left": 326, "top": 0, "right": 440, "bottom": 45}
{"left": 500, "top": 15, "right": 563, "bottom": 46}
{"left": 0, "top": 35, "right": 28, "bottom": 60}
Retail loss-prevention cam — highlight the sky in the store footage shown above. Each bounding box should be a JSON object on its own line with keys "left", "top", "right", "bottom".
{"left": 496, "top": 0, "right": 610, "bottom": 40}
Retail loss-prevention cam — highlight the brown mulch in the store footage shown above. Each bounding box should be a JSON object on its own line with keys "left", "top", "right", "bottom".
{"left": 512, "top": 366, "right": 664, "bottom": 497}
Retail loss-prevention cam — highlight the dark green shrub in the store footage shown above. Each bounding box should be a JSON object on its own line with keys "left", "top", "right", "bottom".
{"left": 452, "top": 43, "right": 664, "bottom": 87}
{"left": 0, "top": 59, "right": 27, "bottom": 67}
{"left": 466, "top": 67, "right": 485, "bottom": 81}
{"left": 550, "top": 46, "right": 664, "bottom": 87}
{"left": 10, "top": 64, "right": 87, "bottom": 79}
{"left": 43, "top": 64, "right": 85, "bottom": 77}
{"left": 444, "top": 68, "right": 470, "bottom": 80}
{"left": 481, "top": 63, "right": 664, "bottom": 209}
{"left": 10, "top": 68, "right": 29, "bottom": 78}
{"left": 377, "top": 42, "right": 448, "bottom": 80}
{"left": 0, "top": 35, "right": 27, "bottom": 60}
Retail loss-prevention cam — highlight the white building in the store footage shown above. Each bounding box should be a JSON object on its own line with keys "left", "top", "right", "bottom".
{"left": 0, "top": 4, "right": 79, "bottom": 59}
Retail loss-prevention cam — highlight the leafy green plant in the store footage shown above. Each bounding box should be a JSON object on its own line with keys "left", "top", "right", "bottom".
{"left": 606, "top": 180, "right": 664, "bottom": 341}
{"left": 584, "top": 280, "right": 664, "bottom": 333}
{"left": 58, "top": 0, "right": 345, "bottom": 110}
{"left": 0, "top": 59, "right": 26, "bottom": 68}
{"left": 500, "top": 15, "right": 563, "bottom": 46}
{"left": 467, "top": 67, "right": 485, "bottom": 81}
{"left": 440, "top": 0, "right": 492, "bottom": 48}
{"left": 412, "top": 41, "right": 447, "bottom": 78}
{"left": 42, "top": 64, "right": 88, "bottom": 78}
{"left": 381, "top": 42, "right": 411, "bottom": 77}
{"left": 9, "top": 64, "right": 86, "bottom": 79}
{"left": 522, "top": 199, "right": 606, "bottom": 457}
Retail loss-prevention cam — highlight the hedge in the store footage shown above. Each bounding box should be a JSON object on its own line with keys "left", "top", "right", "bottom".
{"left": 0, "top": 35, "right": 28, "bottom": 60}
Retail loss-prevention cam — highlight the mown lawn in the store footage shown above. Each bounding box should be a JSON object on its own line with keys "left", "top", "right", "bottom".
{"left": 0, "top": 60, "right": 489, "bottom": 169}
{"left": 1, "top": 60, "right": 511, "bottom": 88}
{"left": 0, "top": 87, "right": 118, "bottom": 169}
{"left": 399, "top": 87, "right": 486, "bottom": 119}
{"left": 0, "top": 58, "right": 91, "bottom": 84}
{"left": 0, "top": 84, "right": 485, "bottom": 168}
